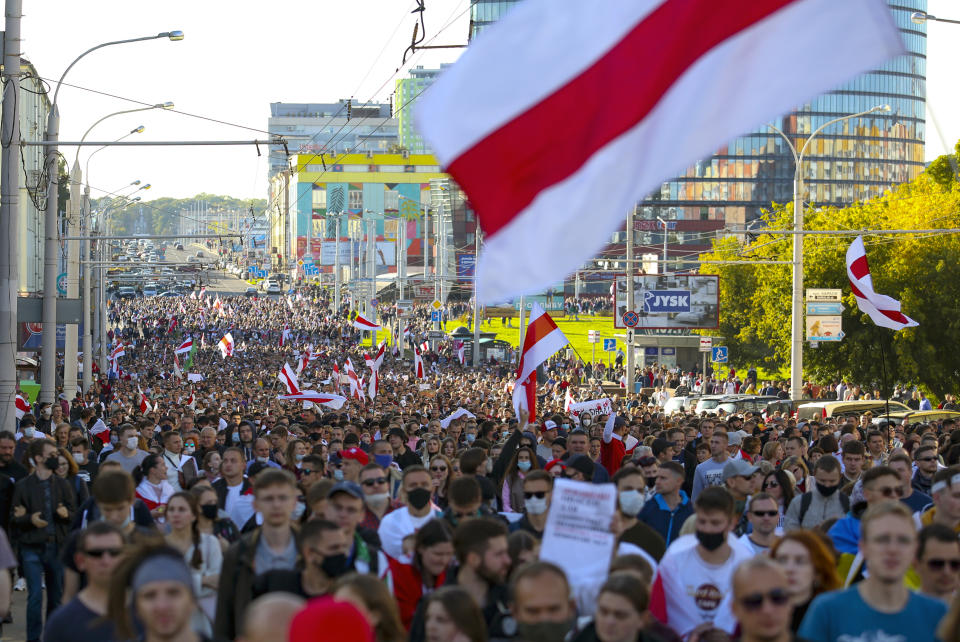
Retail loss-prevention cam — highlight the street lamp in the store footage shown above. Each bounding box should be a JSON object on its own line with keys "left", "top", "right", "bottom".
{"left": 911, "top": 11, "right": 960, "bottom": 25}
{"left": 40, "top": 31, "right": 182, "bottom": 404}
{"left": 767, "top": 104, "right": 890, "bottom": 400}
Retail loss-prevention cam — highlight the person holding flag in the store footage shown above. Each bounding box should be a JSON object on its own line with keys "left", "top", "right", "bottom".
{"left": 513, "top": 303, "right": 569, "bottom": 422}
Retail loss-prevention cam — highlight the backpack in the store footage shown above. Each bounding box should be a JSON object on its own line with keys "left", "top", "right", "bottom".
{"left": 799, "top": 491, "right": 849, "bottom": 524}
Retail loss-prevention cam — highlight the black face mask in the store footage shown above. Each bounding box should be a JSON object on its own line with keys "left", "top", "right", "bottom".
{"left": 44, "top": 456, "right": 60, "bottom": 472}
{"left": 816, "top": 481, "right": 840, "bottom": 497}
{"left": 646, "top": 476, "right": 658, "bottom": 488}
{"left": 695, "top": 530, "right": 726, "bottom": 551}
{"left": 200, "top": 504, "right": 218, "bottom": 520}
{"left": 319, "top": 553, "right": 349, "bottom": 578}
{"left": 407, "top": 487, "right": 432, "bottom": 510}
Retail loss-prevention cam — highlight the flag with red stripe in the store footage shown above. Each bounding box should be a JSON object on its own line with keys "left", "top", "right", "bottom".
{"left": 846, "top": 236, "right": 918, "bottom": 331}
{"left": 277, "top": 391, "right": 347, "bottom": 410}
{"left": 15, "top": 394, "right": 30, "bottom": 420}
{"left": 513, "top": 303, "right": 568, "bottom": 421}
{"left": 416, "top": 0, "right": 902, "bottom": 303}
{"left": 353, "top": 313, "right": 382, "bottom": 332}
{"left": 414, "top": 346, "right": 425, "bottom": 379}
{"left": 277, "top": 363, "right": 301, "bottom": 395}
{"left": 175, "top": 339, "right": 193, "bottom": 354}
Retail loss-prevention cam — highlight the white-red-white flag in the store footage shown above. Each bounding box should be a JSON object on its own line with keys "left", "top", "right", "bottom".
{"left": 344, "top": 359, "right": 363, "bottom": 401}
{"left": 416, "top": 0, "right": 902, "bottom": 303}
{"left": 198, "top": 286, "right": 207, "bottom": 300}
{"left": 189, "top": 290, "right": 197, "bottom": 300}
{"left": 278, "top": 363, "right": 301, "bottom": 395}
{"left": 14, "top": 394, "right": 30, "bottom": 420}
{"left": 513, "top": 303, "right": 568, "bottom": 421}
{"left": 138, "top": 386, "right": 152, "bottom": 414}
{"left": 218, "top": 333, "right": 235, "bottom": 359}
{"left": 175, "top": 339, "right": 193, "bottom": 354}
{"left": 280, "top": 325, "right": 292, "bottom": 347}
{"left": 368, "top": 369, "right": 379, "bottom": 400}
{"left": 90, "top": 418, "right": 110, "bottom": 445}
{"left": 353, "top": 313, "right": 382, "bottom": 332}
{"left": 564, "top": 388, "right": 575, "bottom": 412}
{"left": 414, "top": 346, "right": 425, "bottom": 379}
{"left": 846, "top": 236, "right": 918, "bottom": 331}
{"left": 277, "top": 391, "right": 347, "bottom": 409}
{"left": 454, "top": 340, "right": 466, "bottom": 365}
{"left": 172, "top": 353, "right": 183, "bottom": 379}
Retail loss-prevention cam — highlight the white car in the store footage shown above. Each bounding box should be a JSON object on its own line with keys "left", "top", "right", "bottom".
{"left": 266, "top": 281, "right": 281, "bottom": 294}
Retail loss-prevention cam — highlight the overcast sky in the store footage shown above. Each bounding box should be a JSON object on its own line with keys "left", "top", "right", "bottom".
{"left": 20, "top": 0, "right": 960, "bottom": 206}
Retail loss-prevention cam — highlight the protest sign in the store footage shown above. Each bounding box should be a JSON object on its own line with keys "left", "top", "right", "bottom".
{"left": 568, "top": 398, "right": 612, "bottom": 425}
{"left": 539, "top": 478, "right": 616, "bottom": 597}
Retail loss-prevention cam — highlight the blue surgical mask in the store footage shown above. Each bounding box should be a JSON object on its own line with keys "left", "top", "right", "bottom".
{"left": 374, "top": 454, "right": 393, "bottom": 469}
{"left": 465, "top": 434, "right": 476, "bottom": 444}
{"left": 333, "top": 469, "right": 344, "bottom": 481}
{"left": 231, "top": 433, "right": 241, "bottom": 443}
{"left": 517, "top": 460, "right": 532, "bottom": 472}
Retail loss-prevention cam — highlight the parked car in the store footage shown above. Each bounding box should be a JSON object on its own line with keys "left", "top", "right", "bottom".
{"left": 116, "top": 286, "right": 137, "bottom": 299}
{"left": 796, "top": 400, "right": 912, "bottom": 421}
{"left": 244, "top": 287, "right": 258, "bottom": 297}
{"left": 266, "top": 280, "right": 281, "bottom": 295}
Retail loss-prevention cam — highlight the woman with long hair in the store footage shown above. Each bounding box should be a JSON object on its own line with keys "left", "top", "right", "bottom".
{"left": 782, "top": 456, "right": 809, "bottom": 494}
{"left": 201, "top": 450, "right": 221, "bottom": 485}
{"left": 164, "top": 491, "right": 223, "bottom": 628}
{"left": 770, "top": 530, "right": 841, "bottom": 632}
{"left": 424, "top": 586, "right": 487, "bottom": 642}
{"left": 428, "top": 455, "right": 454, "bottom": 509}
{"left": 440, "top": 438, "right": 458, "bottom": 459}
{"left": 762, "top": 440, "right": 784, "bottom": 466}
{"left": 386, "top": 519, "right": 454, "bottom": 630}
{"left": 108, "top": 544, "right": 212, "bottom": 642}
{"left": 134, "top": 454, "right": 175, "bottom": 522}
{"left": 190, "top": 484, "right": 240, "bottom": 552}
{"left": 333, "top": 572, "right": 406, "bottom": 642}
{"left": 54, "top": 447, "right": 89, "bottom": 505}
{"left": 501, "top": 446, "right": 539, "bottom": 513}
{"left": 284, "top": 439, "right": 308, "bottom": 478}
{"left": 572, "top": 572, "right": 662, "bottom": 642}
{"left": 761, "top": 469, "right": 797, "bottom": 530}
{"left": 53, "top": 422, "right": 71, "bottom": 449}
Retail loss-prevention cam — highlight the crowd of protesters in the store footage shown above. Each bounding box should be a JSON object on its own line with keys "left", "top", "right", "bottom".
{"left": 3, "top": 289, "right": 960, "bottom": 641}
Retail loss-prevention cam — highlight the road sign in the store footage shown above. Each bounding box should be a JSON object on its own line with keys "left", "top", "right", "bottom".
{"left": 806, "top": 315, "right": 843, "bottom": 341}
{"left": 56, "top": 272, "right": 67, "bottom": 296}
{"left": 806, "top": 288, "right": 842, "bottom": 302}
{"left": 431, "top": 299, "right": 443, "bottom": 311}
{"left": 603, "top": 338, "right": 616, "bottom": 352}
{"left": 370, "top": 298, "right": 379, "bottom": 308}
{"left": 431, "top": 310, "right": 442, "bottom": 323}
{"left": 626, "top": 329, "right": 634, "bottom": 344}
{"left": 712, "top": 346, "right": 728, "bottom": 362}
{"left": 622, "top": 311, "right": 639, "bottom": 327}
{"left": 806, "top": 302, "right": 844, "bottom": 315}
{"left": 588, "top": 330, "right": 599, "bottom": 344}
{"left": 699, "top": 337, "right": 713, "bottom": 352}
{"left": 427, "top": 330, "right": 445, "bottom": 340}
{"left": 396, "top": 299, "right": 413, "bottom": 312}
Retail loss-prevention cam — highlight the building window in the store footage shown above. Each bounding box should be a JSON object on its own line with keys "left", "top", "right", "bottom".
{"left": 348, "top": 190, "right": 363, "bottom": 210}
{"left": 312, "top": 187, "right": 326, "bottom": 210}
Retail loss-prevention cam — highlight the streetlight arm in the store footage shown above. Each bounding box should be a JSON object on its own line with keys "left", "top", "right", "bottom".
{"left": 53, "top": 33, "right": 181, "bottom": 106}
{"left": 765, "top": 123, "right": 799, "bottom": 164}
{"left": 797, "top": 105, "right": 887, "bottom": 163}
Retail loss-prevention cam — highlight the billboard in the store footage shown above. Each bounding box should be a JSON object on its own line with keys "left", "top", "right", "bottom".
{"left": 614, "top": 274, "right": 719, "bottom": 329}
{"left": 457, "top": 253, "right": 476, "bottom": 280}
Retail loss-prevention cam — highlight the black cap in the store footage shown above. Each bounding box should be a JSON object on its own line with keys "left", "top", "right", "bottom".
{"left": 567, "top": 454, "right": 594, "bottom": 479}
{"left": 326, "top": 481, "right": 363, "bottom": 501}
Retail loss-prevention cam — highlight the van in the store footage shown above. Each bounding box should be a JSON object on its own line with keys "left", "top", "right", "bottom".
{"left": 796, "top": 400, "right": 911, "bottom": 421}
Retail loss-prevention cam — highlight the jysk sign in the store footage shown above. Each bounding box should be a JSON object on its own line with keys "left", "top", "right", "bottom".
{"left": 642, "top": 291, "right": 690, "bottom": 313}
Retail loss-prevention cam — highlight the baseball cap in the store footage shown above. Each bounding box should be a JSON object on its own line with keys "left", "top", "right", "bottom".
{"left": 566, "top": 454, "right": 595, "bottom": 479}
{"left": 727, "top": 431, "right": 744, "bottom": 447}
{"left": 722, "top": 459, "right": 758, "bottom": 481}
{"left": 326, "top": 481, "right": 364, "bottom": 501}
{"left": 337, "top": 447, "right": 369, "bottom": 466}
{"left": 543, "top": 420, "right": 558, "bottom": 431}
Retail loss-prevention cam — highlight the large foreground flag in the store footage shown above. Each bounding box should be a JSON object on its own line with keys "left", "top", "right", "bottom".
{"left": 513, "top": 303, "right": 568, "bottom": 421}
{"left": 277, "top": 363, "right": 301, "bottom": 395}
{"left": 277, "top": 391, "right": 347, "bottom": 410}
{"left": 846, "top": 236, "right": 918, "bottom": 331}
{"left": 416, "top": 0, "right": 902, "bottom": 303}
{"left": 353, "top": 313, "right": 382, "bottom": 332}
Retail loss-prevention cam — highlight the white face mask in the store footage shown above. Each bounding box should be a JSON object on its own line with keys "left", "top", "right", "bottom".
{"left": 366, "top": 492, "right": 390, "bottom": 505}
{"left": 23, "top": 427, "right": 35, "bottom": 439}
{"left": 125, "top": 436, "right": 139, "bottom": 450}
{"left": 72, "top": 452, "right": 86, "bottom": 465}
{"left": 525, "top": 496, "right": 549, "bottom": 515}
{"left": 619, "top": 489, "right": 645, "bottom": 517}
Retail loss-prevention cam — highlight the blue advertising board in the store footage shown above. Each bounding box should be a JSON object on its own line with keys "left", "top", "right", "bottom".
{"left": 457, "top": 254, "right": 476, "bottom": 280}
{"left": 642, "top": 290, "right": 691, "bottom": 313}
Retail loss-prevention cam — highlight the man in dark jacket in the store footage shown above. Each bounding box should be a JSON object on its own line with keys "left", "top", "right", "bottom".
{"left": 638, "top": 461, "right": 693, "bottom": 547}
{"left": 11, "top": 438, "right": 77, "bottom": 642}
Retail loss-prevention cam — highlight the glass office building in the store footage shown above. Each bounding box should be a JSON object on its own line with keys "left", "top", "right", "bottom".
{"left": 470, "top": 0, "right": 927, "bottom": 232}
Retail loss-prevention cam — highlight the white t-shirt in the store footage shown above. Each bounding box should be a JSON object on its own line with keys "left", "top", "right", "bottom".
{"left": 377, "top": 506, "right": 439, "bottom": 562}
{"left": 651, "top": 533, "right": 754, "bottom": 638}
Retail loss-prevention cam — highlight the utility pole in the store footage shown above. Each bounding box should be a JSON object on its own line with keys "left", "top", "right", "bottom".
{"left": 625, "top": 205, "right": 635, "bottom": 392}
{"left": 472, "top": 228, "right": 481, "bottom": 367}
{"left": 334, "top": 212, "right": 341, "bottom": 314}
{"left": 40, "top": 101, "right": 61, "bottom": 404}
{"left": 0, "top": 0, "right": 22, "bottom": 432}
{"left": 81, "top": 185, "right": 92, "bottom": 392}
{"left": 367, "top": 217, "right": 376, "bottom": 345}
{"left": 64, "top": 165, "right": 81, "bottom": 397}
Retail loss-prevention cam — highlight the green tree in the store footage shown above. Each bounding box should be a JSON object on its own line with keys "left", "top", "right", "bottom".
{"left": 699, "top": 167, "right": 960, "bottom": 396}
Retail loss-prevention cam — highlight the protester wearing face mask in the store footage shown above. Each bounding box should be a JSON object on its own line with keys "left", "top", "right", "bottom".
{"left": 378, "top": 466, "right": 441, "bottom": 562}
{"left": 359, "top": 463, "right": 396, "bottom": 531}
{"left": 104, "top": 425, "right": 149, "bottom": 475}
{"left": 509, "top": 561, "right": 578, "bottom": 642}
{"left": 253, "top": 518, "right": 349, "bottom": 599}
{"left": 501, "top": 447, "right": 539, "bottom": 513}
{"left": 612, "top": 466, "right": 666, "bottom": 564}
{"left": 783, "top": 455, "right": 849, "bottom": 530}
{"left": 649, "top": 487, "right": 753, "bottom": 639}
{"left": 11, "top": 439, "right": 78, "bottom": 642}
{"left": 69, "top": 438, "right": 99, "bottom": 484}
{"left": 513, "top": 471, "right": 552, "bottom": 539}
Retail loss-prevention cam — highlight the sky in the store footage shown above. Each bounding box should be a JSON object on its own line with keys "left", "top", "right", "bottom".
{"left": 19, "top": 0, "right": 960, "bottom": 207}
